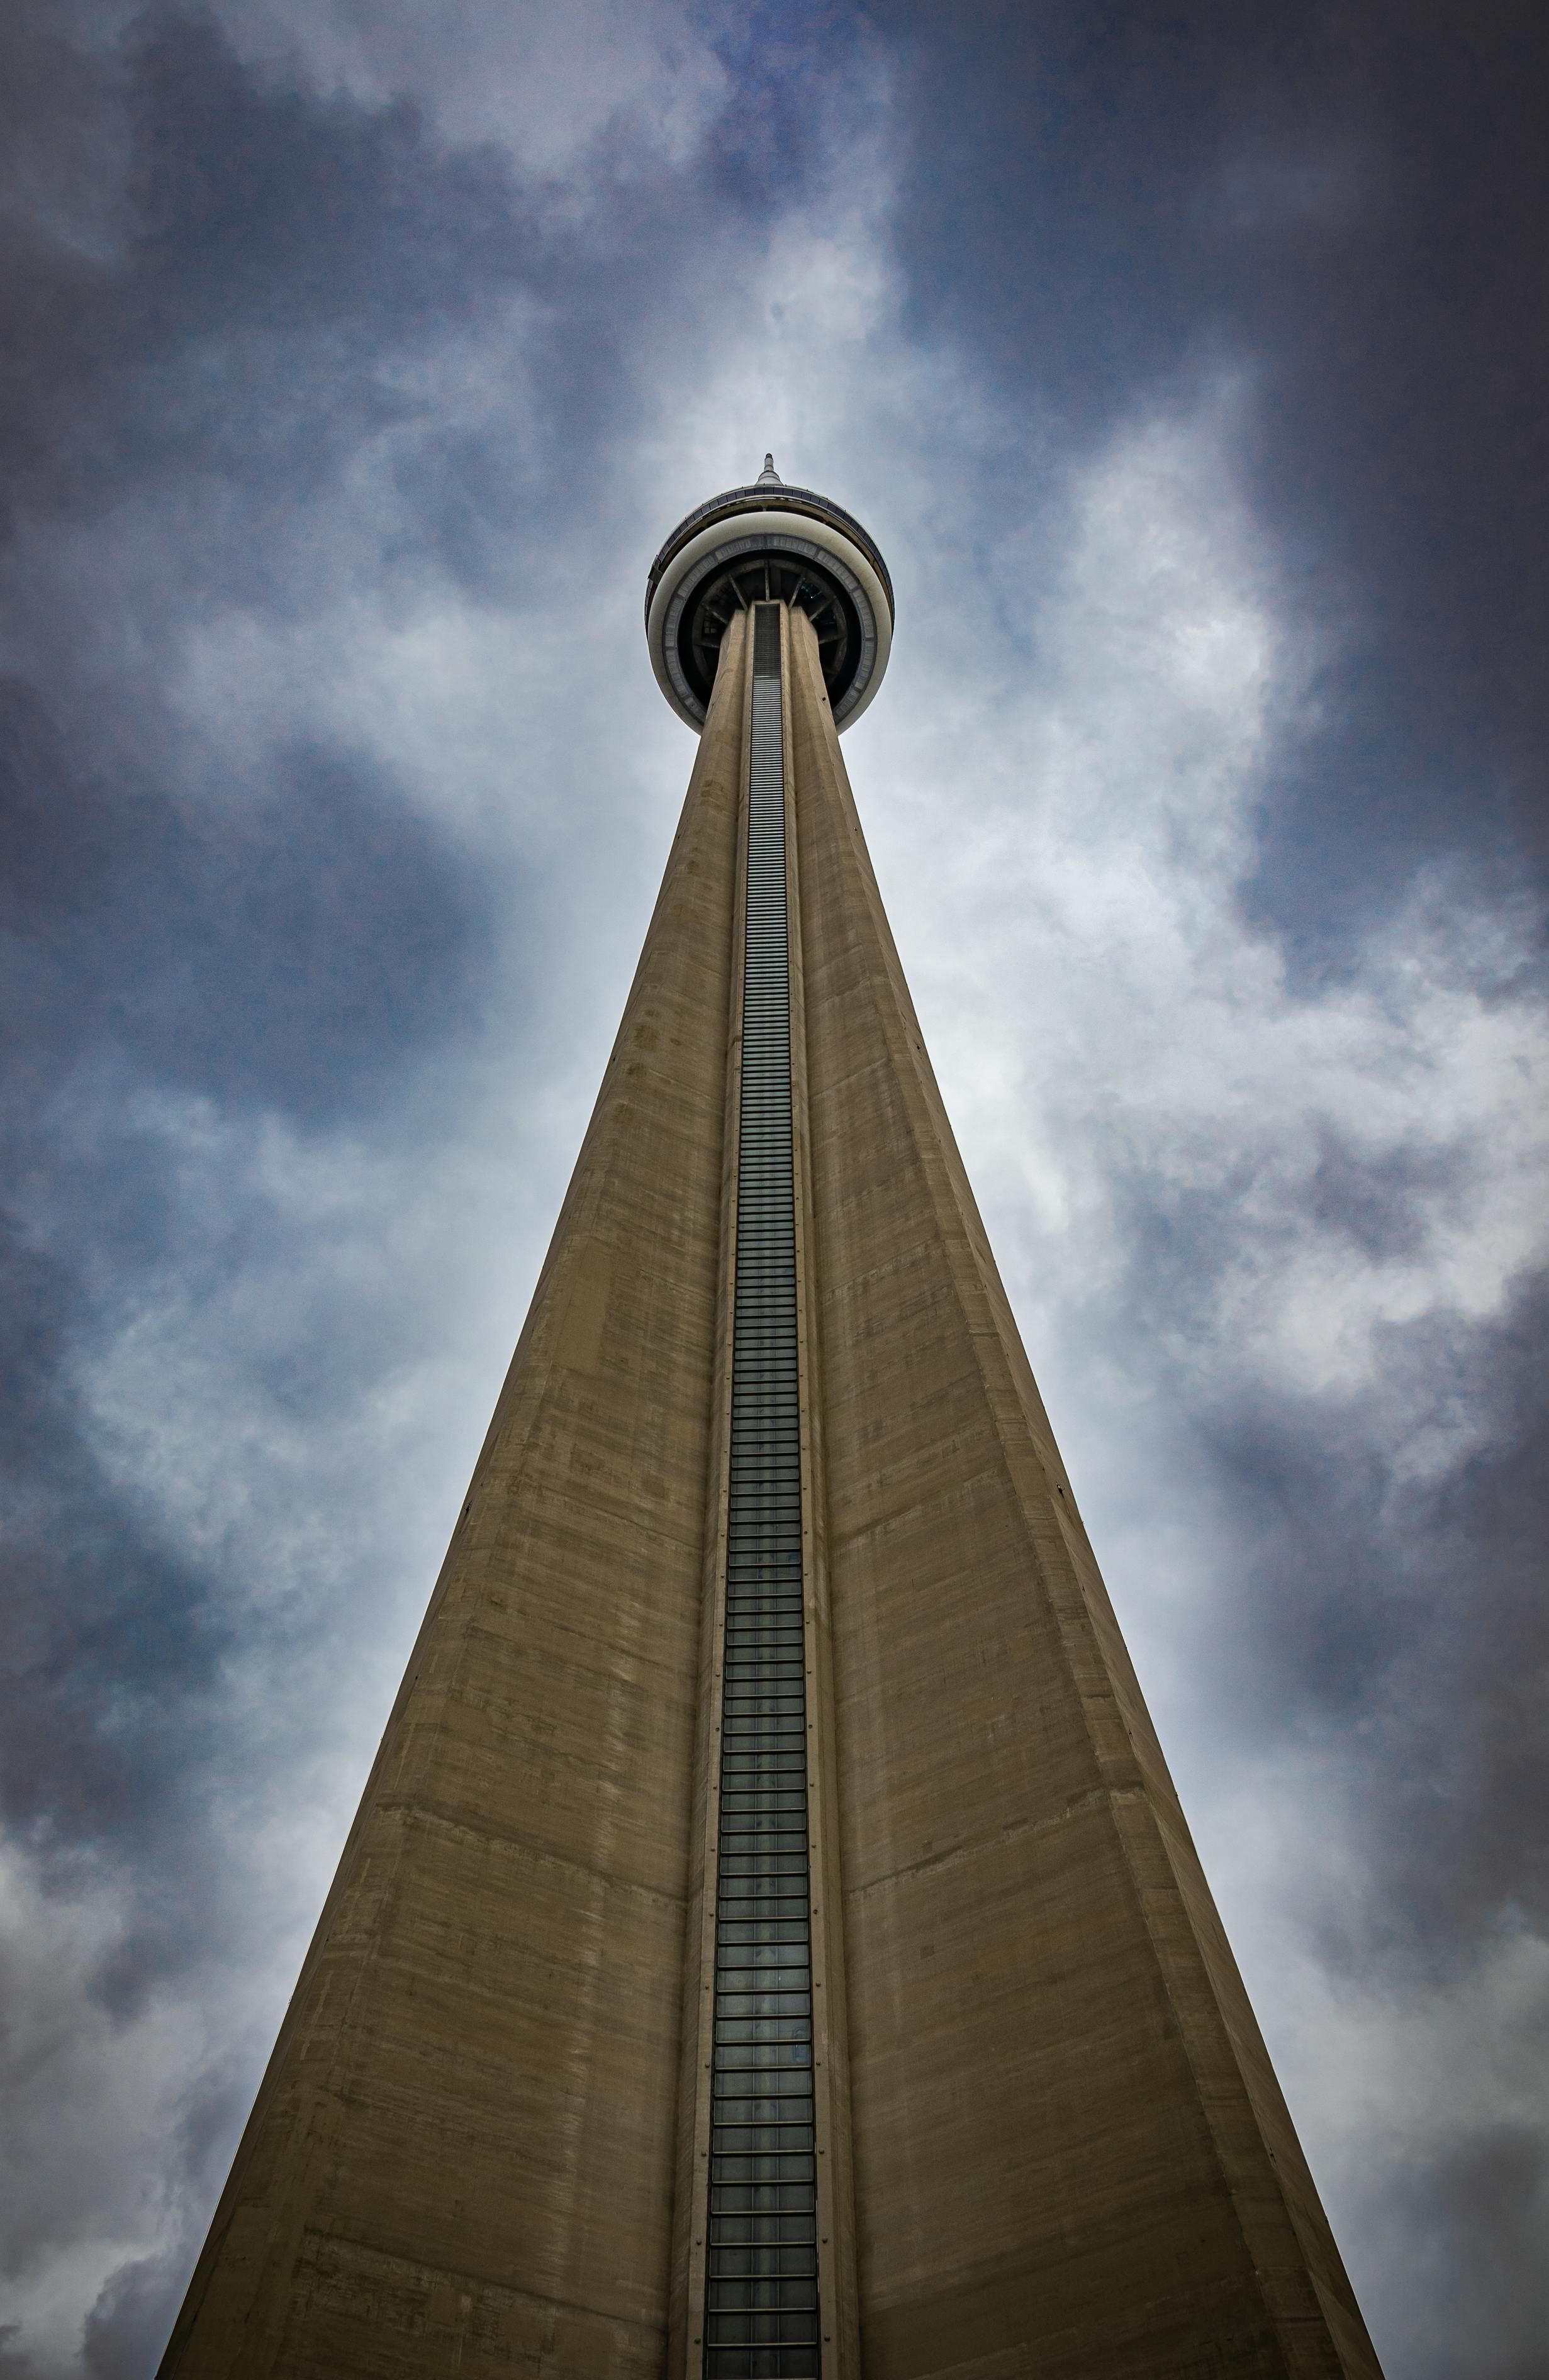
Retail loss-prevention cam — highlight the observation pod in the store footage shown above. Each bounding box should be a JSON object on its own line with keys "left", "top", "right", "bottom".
{"left": 646, "top": 454, "right": 893, "bottom": 731}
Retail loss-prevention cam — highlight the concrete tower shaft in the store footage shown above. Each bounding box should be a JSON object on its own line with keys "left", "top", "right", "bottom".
{"left": 156, "top": 477, "right": 1383, "bottom": 2380}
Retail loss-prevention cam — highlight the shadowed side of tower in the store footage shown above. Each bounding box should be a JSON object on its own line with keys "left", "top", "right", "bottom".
{"left": 157, "top": 619, "right": 751, "bottom": 2380}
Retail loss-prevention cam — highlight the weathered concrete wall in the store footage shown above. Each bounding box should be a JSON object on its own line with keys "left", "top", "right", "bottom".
{"left": 786, "top": 606, "right": 1380, "bottom": 2380}
{"left": 159, "top": 616, "right": 750, "bottom": 2380}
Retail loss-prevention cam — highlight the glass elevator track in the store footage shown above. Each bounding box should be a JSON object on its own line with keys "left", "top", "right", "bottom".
{"left": 703, "top": 603, "right": 820, "bottom": 2380}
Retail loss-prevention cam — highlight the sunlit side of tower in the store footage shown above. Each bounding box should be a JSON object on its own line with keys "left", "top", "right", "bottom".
{"left": 159, "top": 460, "right": 1383, "bottom": 2380}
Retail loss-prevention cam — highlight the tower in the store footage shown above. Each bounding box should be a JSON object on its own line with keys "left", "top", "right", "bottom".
{"left": 159, "top": 464, "right": 1382, "bottom": 2379}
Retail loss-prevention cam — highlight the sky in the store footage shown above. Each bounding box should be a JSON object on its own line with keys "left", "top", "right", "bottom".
{"left": 0, "top": 4, "right": 1545, "bottom": 2374}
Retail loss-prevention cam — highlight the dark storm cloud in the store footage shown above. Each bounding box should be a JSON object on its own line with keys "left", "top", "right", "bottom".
{"left": 0, "top": 691, "right": 488, "bottom": 2024}
{"left": 0, "top": 1212, "right": 221, "bottom": 1842}
{"left": 4, "top": 15, "right": 520, "bottom": 530}
{"left": 0, "top": 9, "right": 516, "bottom": 1952}
{"left": 1389, "top": 2120, "right": 1549, "bottom": 2380}
{"left": 0, "top": 6, "right": 788, "bottom": 608}
{"left": 1179, "top": 1269, "right": 1549, "bottom": 1938}
{"left": 888, "top": 0, "right": 1549, "bottom": 949}
{"left": 4, "top": 689, "right": 487, "bottom": 1116}
{"left": 699, "top": 0, "right": 871, "bottom": 202}
{"left": 1078, "top": 1059, "right": 1548, "bottom": 1999}
{"left": 1097, "top": 1110, "right": 1545, "bottom": 1872}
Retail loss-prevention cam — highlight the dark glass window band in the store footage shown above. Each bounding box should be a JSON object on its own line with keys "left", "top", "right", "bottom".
{"left": 706, "top": 606, "right": 820, "bottom": 2380}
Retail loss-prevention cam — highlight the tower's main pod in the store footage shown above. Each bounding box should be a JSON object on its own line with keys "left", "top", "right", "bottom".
{"left": 160, "top": 467, "right": 1382, "bottom": 2380}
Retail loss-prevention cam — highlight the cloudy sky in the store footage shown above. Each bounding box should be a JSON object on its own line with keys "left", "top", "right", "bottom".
{"left": 1, "top": 4, "right": 1545, "bottom": 2374}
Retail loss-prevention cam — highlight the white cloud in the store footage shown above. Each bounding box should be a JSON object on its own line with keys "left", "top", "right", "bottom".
{"left": 859, "top": 389, "right": 1549, "bottom": 1413}
{"left": 0, "top": 1844, "right": 207, "bottom": 2375}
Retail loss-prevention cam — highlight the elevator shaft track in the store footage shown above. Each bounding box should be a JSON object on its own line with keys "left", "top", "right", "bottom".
{"left": 704, "top": 603, "right": 820, "bottom": 2380}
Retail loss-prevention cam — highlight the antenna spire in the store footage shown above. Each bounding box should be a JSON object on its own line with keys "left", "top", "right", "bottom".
{"left": 756, "top": 452, "right": 782, "bottom": 485}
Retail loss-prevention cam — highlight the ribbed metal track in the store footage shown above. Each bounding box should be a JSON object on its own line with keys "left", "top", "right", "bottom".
{"left": 704, "top": 604, "right": 820, "bottom": 2379}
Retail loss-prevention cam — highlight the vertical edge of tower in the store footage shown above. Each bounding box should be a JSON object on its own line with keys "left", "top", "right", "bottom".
{"left": 783, "top": 608, "right": 1382, "bottom": 2380}
{"left": 157, "top": 622, "right": 748, "bottom": 2380}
